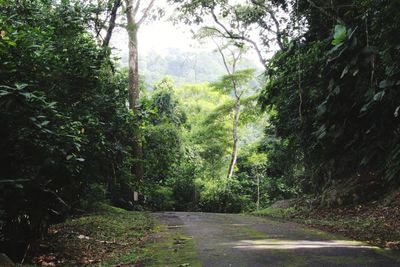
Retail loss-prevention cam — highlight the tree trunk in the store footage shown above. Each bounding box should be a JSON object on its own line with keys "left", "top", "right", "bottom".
{"left": 126, "top": 0, "right": 144, "bottom": 181}
{"left": 102, "top": 0, "right": 122, "bottom": 48}
{"left": 227, "top": 97, "right": 240, "bottom": 179}
{"left": 257, "top": 174, "right": 260, "bottom": 210}
{"left": 126, "top": 11, "right": 139, "bottom": 108}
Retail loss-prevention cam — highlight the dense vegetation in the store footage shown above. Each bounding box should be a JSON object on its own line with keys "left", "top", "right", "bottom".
{"left": 258, "top": 0, "right": 400, "bottom": 201}
{"left": 131, "top": 48, "right": 261, "bottom": 86}
{"left": 0, "top": 0, "right": 138, "bottom": 258}
{"left": 1, "top": 0, "right": 399, "bottom": 263}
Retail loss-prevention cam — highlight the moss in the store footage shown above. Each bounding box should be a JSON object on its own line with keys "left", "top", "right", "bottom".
{"left": 301, "top": 227, "right": 346, "bottom": 240}
{"left": 372, "top": 247, "right": 400, "bottom": 263}
{"left": 252, "top": 207, "right": 296, "bottom": 218}
{"left": 234, "top": 225, "right": 267, "bottom": 238}
{"left": 29, "top": 203, "right": 155, "bottom": 266}
{"left": 271, "top": 250, "right": 376, "bottom": 266}
{"left": 140, "top": 223, "right": 201, "bottom": 267}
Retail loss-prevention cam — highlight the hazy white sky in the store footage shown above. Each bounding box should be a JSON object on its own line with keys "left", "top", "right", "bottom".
{"left": 111, "top": 19, "right": 199, "bottom": 56}
{"left": 109, "top": 1, "right": 265, "bottom": 69}
{"left": 110, "top": 0, "right": 203, "bottom": 58}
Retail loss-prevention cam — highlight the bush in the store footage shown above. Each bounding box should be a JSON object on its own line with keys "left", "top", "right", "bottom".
{"left": 147, "top": 186, "right": 176, "bottom": 211}
{"left": 199, "top": 179, "right": 255, "bottom": 213}
{"left": 80, "top": 183, "right": 108, "bottom": 211}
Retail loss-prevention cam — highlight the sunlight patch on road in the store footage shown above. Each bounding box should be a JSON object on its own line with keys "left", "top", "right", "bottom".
{"left": 230, "top": 239, "right": 377, "bottom": 250}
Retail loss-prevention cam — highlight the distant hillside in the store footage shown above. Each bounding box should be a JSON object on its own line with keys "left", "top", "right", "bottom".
{"left": 118, "top": 48, "right": 262, "bottom": 87}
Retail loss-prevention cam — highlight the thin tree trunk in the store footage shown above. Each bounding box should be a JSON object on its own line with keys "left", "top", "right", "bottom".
{"left": 257, "top": 174, "right": 260, "bottom": 210}
{"left": 126, "top": 0, "right": 144, "bottom": 181}
{"left": 102, "top": 0, "right": 122, "bottom": 48}
{"left": 227, "top": 97, "right": 240, "bottom": 179}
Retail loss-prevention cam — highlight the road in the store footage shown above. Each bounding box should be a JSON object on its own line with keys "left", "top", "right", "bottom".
{"left": 152, "top": 212, "right": 400, "bottom": 267}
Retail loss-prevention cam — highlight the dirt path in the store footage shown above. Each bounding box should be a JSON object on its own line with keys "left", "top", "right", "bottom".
{"left": 152, "top": 212, "right": 400, "bottom": 267}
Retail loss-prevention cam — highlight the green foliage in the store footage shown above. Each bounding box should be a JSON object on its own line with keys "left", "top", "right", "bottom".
{"left": 198, "top": 178, "right": 256, "bottom": 213}
{"left": 5, "top": 2, "right": 400, "bottom": 257}
{"left": 0, "top": 0, "right": 137, "bottom": 255}
{"left": 140, "top": 78, "right": 266, "bottom": 213}
{"left": 253, "top": 207, "right": 296, "bottom": 217}
{"left": 146, "top": 186, "right": 176, "bottom": 211}
{"left": 176, "top": 83, "right": 232, "bottom": 179}
{"left": 150, "top": 77, "right": 187, "bottom": 126}
{"left": 34, "top": 203, "right": 154, "bottom": 266}
{"left": 259, "top": 0, "right": 400, "bottom": 194}
{"left": 332, "top": 25, "right": 347, "bottom": 45}
{"left": 211, "top": 68, "right": 256, "bottom": 94}
{"left": 143, "top": 123, "right": 183, "bottom": 183}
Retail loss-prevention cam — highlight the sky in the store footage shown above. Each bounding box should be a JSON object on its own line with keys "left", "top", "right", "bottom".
{"left": 111, "top": 18, "right": 199, "bottom": 56}
{"left": 110, "top": 0, "right": 203, "bottom": 59}
{"left": 109, "top": 3, "right": 265, "bottom": 70}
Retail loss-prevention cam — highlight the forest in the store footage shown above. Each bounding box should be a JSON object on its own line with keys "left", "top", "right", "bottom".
{"left": 1, "top": 0, "right": 399, "bottom": 265}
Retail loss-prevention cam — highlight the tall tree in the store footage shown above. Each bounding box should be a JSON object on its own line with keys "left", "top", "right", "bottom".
{"left": 125, "top": 0, "right": 156, "bottom": 181}
{"left": 196, "top": 27, "right": 256, "bottom": 179}
{"left": 197, "top": 34, "right": 255, "bottom": 178}
{"left": 215, "top": 45, "right": 244, "bottom": 179}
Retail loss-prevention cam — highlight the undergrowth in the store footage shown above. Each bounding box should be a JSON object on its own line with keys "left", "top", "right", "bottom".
{"left": 28, "top": 203, "right": 154, "bottom": 266}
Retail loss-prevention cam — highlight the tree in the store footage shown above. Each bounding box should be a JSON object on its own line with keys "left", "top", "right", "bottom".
{"left": 103, "top": 0, "right": 123, "bottom": 47}
{"left": 172, "top": 0, "right": 289, "bottom": 66}
{"left": 215, "top": 44, "right": 248, "bottom": 179}
{"left": 204, "top": 39, "right": 256, "bottom": 178}
{"left": 0, "top": 0, "right": 139, "bottom": 253}
{"left": 125, "top": 0, "right": 156, "bottom": 181}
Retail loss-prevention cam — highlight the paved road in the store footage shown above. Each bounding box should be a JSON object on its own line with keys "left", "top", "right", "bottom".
{"left": 153, "top": 212, "right": 400, "bottom": 267}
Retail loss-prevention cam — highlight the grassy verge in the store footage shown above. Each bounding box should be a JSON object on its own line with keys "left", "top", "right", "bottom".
{"left": 253, "top": 205, "right": 400, "bottom": 250}
{"left": 253, "top": 207, "right": 296, "bottom": 218}
{"left": 28, "top": 203, "right": 155, "bottom": 266}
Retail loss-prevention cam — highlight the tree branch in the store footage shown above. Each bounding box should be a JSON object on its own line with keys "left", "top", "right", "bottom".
{"left": 210, "top": 8, "right": 266, "bottom": 66}
{"left": 102, "top": 0, "right": 122, "bottom": 47}
{"left": 137, "top": 0, "right": 156, "bottom": 26}
{"left": 250, "top": 0, "right": 284, "bottom": 49}
{"left": 305, "top": 0, "right": 345, "bottom": 25}
{"left": 213, "top": 39, "right": 232, "bottom": 76}
{"left": 133, "top": 0, "right": 141, "bottom": 16}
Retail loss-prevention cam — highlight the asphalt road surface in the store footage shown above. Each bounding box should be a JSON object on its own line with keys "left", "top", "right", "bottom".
{"left": 152, "top": 212, "right": 400, "bottom": 267}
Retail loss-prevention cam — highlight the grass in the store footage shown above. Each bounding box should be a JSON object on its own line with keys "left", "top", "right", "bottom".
{"left": 28, "top": 203, "right": 201, "bottom": 266}
{"left": 253, "top": 207, "right": 296, "bottom": 218}
{"left": 28, "top": 203, "right": 155, "bottom": 266}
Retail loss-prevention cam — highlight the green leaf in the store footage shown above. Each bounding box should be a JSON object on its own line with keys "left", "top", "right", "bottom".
{"left": 379, "top": 80, "right": 395, "bottom": 88}
{"left": 317, "top": 101, "right": 327, "bottom": 116}
{"left": 15, "top": 83, "right": 29, "bottom": 90}
{"left": 41, "top": 121, "right": 50, "bottom": 127}
{"left": 373, "top": 91, "right": 385, "bottom": 102}
{"left": 332, "top": 25, "right": 347, "bottom": 45}
{"left": 0, "top": 90, "right": 11, "bottom": 97}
